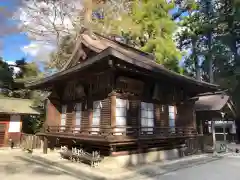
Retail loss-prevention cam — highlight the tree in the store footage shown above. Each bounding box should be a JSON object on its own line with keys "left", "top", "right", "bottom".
{"left": 213, "top": 0, "right": 240, "bottom": 139}
{"left": 16, "top": 0, "right": 201, "bottom": 72}
{"left": 47, "top": 35, "right": 76, "bottom": 70}
{"left": 177, "top": 0, "right": 240, "bottom": 87}
{"left": 49, "top": 0, "right": 183, "bottom": 72}
{"left": 176, "top": 0, "right": 219, "bottom": 81}
{"left": 16, "top": 0, "right": 82, "bottom": 44}
{"left": 15, "top": 58, "right": 40, "bottom": 78}
{"left": 177, "top": 12, "right": 205, "bottom": 80}
{"left": 0, "top": 58, "right": 14, "bottom": 89}
{"left": 0, "top": 56, "right": 45, "bottom": 133}
{"left": 177, "top": 0, "right": 240, "bottom": 140}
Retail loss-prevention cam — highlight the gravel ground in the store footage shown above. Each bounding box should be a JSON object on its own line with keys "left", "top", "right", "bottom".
{"left": 0, "top": 151, "right": 80, "bottom": 180}
{"left": 1, "top": 150, "right": 240, "bottom": 180}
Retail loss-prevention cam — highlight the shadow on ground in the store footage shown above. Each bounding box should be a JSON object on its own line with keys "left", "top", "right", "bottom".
{"left": 12, "top": 153, "right": 223, "bottom": 180}
{"left": 0, "top": 155, "right": 81, "bottom": 179}
{"left": 14, "top": 155, "right": 104, "bottom": 180}
{"left": 0, "top": 157, "right": 63, "bottom": 176}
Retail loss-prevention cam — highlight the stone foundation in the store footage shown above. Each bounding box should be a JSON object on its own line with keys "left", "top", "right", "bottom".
{"left": 101, "top": 148, "right": 180, "bottom": 168}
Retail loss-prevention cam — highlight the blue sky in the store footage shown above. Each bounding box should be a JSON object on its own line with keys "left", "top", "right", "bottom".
{"left": 0, "top": 0, "right": 31, "bottom": 63}
{"left": 1, "top": 33, "right": 31, "bottom": 62}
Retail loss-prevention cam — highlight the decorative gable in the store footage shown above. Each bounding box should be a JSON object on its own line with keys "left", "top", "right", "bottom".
{"left": 61, "top": 33, "right": 107, "bottom": 71}
{"left": 62, "top": 80, "right": 86, "bottom": 101}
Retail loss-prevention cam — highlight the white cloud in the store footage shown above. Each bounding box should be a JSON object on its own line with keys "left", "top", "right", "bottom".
{"left": 6, "top": 61, "right": 21, "bottom": 75}
{"left": 21, "top": 42, "right": 55, "bottom": 62}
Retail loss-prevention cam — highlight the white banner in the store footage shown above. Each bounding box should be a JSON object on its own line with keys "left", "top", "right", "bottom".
{"left": 8, "top": 115, "right": 21, "bottom": 133}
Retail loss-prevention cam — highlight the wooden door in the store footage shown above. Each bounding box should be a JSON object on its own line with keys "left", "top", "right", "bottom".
{"left": 0, "top": 123, "right": 7, "bottom": 147}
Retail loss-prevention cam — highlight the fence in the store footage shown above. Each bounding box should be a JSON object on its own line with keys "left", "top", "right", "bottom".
{"left": 20, "top": 133, "right": 42, "bottom": 150}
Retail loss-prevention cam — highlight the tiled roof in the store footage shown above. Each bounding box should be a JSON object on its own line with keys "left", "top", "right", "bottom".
{"left": 0, "top": 97, "right": 41, "bottom": 115}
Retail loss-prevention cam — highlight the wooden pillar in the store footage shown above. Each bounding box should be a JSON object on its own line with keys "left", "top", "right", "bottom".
{"left": 45, "top": 99, "right": 49, "bottom": 126}
{"left": 199, "top": 120, "right": 203, "bottom": 135}
{"left": 88, "top": 109, "right": 93, "bottom": 133}
{"left": 155, "top": 104, "right": 161, "bottom": 127}
{"left": 192, "top": 105, "right": 197, "bottom": 129}
{"left": 110, "top": 94, "right": 116, "bottom": 132}
{"left": 43, "top": 136, "right": 48, "bottom": 154}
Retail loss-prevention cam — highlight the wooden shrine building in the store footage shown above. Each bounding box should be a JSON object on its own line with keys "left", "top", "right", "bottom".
{"left": 194, "top": 91, "right": 236, "bottom": 143}
{"left": 26, "top": 31, "right": 220, "bottom": 165}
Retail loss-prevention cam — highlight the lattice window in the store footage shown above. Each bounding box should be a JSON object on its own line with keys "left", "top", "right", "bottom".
{"left": 75, "top": 103, "right": 82, "bottom": 131}
{"left": 61, "top": 105, "right": 67, "bottom": 131}
{"left": 168, "top": 106, "right": 175, "bottom": 132}
{"left": 92, "top": 101, "right": 101, "bottom": 134}
{"left": 115, "top": 98, "right": 127, "bottom": 135}
{"left": 141, "top": 102, "right": 154, "bottom": 134}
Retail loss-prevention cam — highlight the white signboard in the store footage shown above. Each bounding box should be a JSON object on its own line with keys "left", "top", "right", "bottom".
{"left": 8, "top": 115, "right": 21, "bottom": 133}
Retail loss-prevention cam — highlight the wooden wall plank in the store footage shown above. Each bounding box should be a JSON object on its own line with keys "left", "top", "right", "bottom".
{"left": 176, "top": 103, "right": 195, "bottom": 128}
{"left": 128, "top": 100, "right": 139, "bottom": 127}
{"left": 101, "top": 97, "right": 111, "bottom": 127}
{"left": 110, "top": 95, "right": 116, "bottom": 127}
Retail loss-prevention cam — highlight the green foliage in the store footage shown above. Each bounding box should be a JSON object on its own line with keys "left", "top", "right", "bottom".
{"left": 0, "top": 57, "right": 44, "bottom": 134}
{"left": 15, "top": 58, "right": 39, "bottom": 79}
{"left": 125, "top": 0, "right": 181, "bottom": 70}
{"left": 103, "top": 0, "right": 182, "bottom": 72}
{"left": 49, "top": 0, "right": 187, "bottom": 72}
{"left": 177, "top": 0, "right": 240, "bottom": 117}
{"left": 22, "top": 115, "right": 44, "bottom": 134}
{"left": 0, "top": 58, "right": 13, "bottom": 89}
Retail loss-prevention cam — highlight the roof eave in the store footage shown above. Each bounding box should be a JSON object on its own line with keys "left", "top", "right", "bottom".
{"left": 26, "top": 47, "right": 219, "bottom": 91}
{"left": 26, "top": 47, "right": 113, "bottom": 89}
{"left": 0, "top": 112, "right": 41, "bottom": 115}
{"left": 109, "top": 49, "right": 219, "bottom": 90}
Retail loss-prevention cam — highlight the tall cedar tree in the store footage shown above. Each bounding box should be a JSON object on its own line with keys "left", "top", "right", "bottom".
{"left": 102, "top": 0, "right": 182, "bottom": 72}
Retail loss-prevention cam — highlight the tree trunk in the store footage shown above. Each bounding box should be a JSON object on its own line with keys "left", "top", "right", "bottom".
{"left": 207, "top": 32, "right": 214, "bottom": 83}
{"left": 192, "top": 38, "right": 201, "bottom": 80}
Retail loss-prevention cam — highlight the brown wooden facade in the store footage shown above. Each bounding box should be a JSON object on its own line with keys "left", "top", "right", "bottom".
{"left": 29, "top": 31, "right": 219, "bottom": 156}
